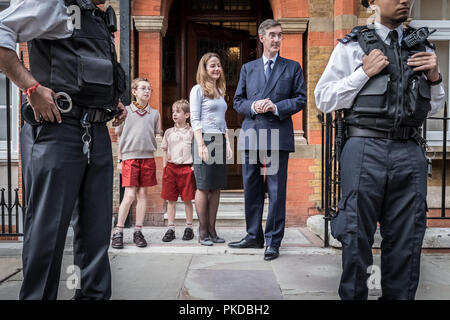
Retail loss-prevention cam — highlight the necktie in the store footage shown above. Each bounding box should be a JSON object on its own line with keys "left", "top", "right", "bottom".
{"left": 389, "top": 30, "right": 399, "bottom": 49}
{"left": 265, "top": 60, "right": 273, "bottom": 82}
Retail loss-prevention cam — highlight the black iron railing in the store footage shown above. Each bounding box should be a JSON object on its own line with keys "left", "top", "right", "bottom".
{"left": 321, "top": 103, "right": 450, "bottom": 247}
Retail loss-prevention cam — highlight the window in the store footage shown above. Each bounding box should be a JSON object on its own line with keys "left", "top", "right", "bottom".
{"left": 411, "top": 0, "right": 450, "bottom": 146}
{"left": 0, "top": 71, "right": 19, "bottom": 160}
{"left": 0, "top": 1, "right": 19, "bottom": 160}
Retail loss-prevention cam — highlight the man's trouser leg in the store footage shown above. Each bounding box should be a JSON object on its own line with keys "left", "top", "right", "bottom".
{"left": 19, "top": 120, "right": 85, "bottom": 300}
{"left": 379, "top": 140, "right": 427, "bottom": 300}
{"left": 242, "top": 150, "right": 265, "bottom": 244}
{"left": 72, "top": 122, "right": 113, "bottom": 300}
{"left": 264, "top": 150, "right": 289, "bottom": 247}
{"left": 332, "top": 137, "right": 386, "bottom": 300}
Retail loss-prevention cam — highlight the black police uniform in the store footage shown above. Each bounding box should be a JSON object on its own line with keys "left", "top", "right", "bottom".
{"left": 331, "top": 25, "right": 435, "bottom": 300}
{"left": 19, "top": 0, "right": 124, "bottom": 299}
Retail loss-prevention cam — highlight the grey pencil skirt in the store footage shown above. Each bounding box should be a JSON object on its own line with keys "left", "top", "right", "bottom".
{"left": 192, "top": 133, "right": 227, "bottom": 190}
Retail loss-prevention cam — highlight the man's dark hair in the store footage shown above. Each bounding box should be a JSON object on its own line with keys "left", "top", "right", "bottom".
{"left": 258, "top": 19, "right": 282, "bottom": 36}
{"left": 362, "top": 0, "right": 370, "bottom": 8}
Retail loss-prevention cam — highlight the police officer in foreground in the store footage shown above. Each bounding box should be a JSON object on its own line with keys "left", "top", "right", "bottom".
{"left": 315, "top": 0, "right": 445, "bottom": 300}
{"left": 0, "top": 0, "right": 126, "bottom": 299}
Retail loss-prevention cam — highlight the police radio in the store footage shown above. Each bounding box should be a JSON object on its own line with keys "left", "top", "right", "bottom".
{"left": 402, "top": 27, "right": 436, "bottom": 48}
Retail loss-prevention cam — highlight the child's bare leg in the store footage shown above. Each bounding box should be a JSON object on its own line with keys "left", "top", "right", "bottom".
{"left": 167, "top": 201, "right": 177, "bottom": 229}
{"left": 184, "top": 200, "right": 193, "bottom": 228}
{"left": 116, "top": 187, "right": 137, "bottom": 231}
{"left": 135, "top": 187, "right": 148, "bottom": 230}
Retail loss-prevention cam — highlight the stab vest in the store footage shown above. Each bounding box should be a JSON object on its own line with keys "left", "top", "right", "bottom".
{"left": 27, "top": 0, "right": 125, "bottom": 111}
{"left": 340, "top": 25, "right": 433, "bottom": 132}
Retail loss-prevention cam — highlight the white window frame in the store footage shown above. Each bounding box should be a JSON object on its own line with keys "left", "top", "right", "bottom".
{"left": 0, "top": 45, "right": 20, "bottom": 160}
{"left": 410, "top": 0, "right": 450, "bottom": 146}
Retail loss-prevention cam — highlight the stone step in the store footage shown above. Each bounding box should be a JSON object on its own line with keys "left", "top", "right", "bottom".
{"left": 164, "top": 193, "right": 269, "bottom": 225}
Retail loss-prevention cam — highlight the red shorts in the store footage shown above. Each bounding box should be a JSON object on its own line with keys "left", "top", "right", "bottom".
{"left": 161, "top": 162, "right": 196, "bottom": 201}
{"left": 122, "top": 158, "right": 157, "bottom": 187}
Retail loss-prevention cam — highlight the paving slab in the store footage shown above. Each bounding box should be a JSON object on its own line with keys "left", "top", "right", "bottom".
{"left": 111, "top": 253, "right": 192, "bottom": 300}
{"left": 0, "top": 257, "right": 21, "bottom": 282}
{"left": 188, "top": 254, "right": 272, "bottom": 271}
{"left": 181, "top": 254, "right": 283, "bottom": 300}
{"left": 182, "top": 269, "right": 283, "bottom": 300}
{"left": 271, "top": 254, "right": 342, "bottom": 297}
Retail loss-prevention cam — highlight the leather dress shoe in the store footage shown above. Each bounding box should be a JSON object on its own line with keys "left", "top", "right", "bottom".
{"left": 264, "top": 246, "right": 279, "bottom": 261}
{"left": 228, "top": 238, "right": 264, "bottom": 249}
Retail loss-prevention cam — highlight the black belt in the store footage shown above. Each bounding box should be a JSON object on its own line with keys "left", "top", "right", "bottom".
{"left": 346, "top": 126, "right": 419, "bottom": 140}
{"left": 62, "top": 105, "right": 115, "bottom": 123}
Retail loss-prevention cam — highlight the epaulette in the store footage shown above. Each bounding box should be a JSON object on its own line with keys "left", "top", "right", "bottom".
{"left": 338, "top": 26, "right": 374, "bottom": 44}
{"left": 65, "top": 0, "right": 96, "bottom": 10}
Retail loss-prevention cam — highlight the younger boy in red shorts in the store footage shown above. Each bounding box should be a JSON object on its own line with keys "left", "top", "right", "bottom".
{"left": 112, "top": 78, "right": 162, "bottom": 249}
{"left": 161, "top": 99, "right": 196, "bottom": 242}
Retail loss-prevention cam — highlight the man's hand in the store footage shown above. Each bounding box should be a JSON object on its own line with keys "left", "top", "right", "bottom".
{"left": 263, "top": 100, "right": 276, "bottom": 113}
{"left": 254, "top": 99, "right": 271, "bottom": 113}
{"left": 362, "top": 49, "right": 389, "bottom": 78}
{"left": 112, "top": 101, "right": 127, "bottom": 126}
{"left": 28, "top": 85, "right": 61, "bottom": 123}
{"left": 407, "top": 52, "right": 439, "bottom": 82}
{"left": 117, "top": 161, "right": 122, "bottom": 174}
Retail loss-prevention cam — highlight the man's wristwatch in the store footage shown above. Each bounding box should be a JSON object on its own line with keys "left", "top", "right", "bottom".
{"left": 428, "top": 73, "right": 442, "bottom": 86}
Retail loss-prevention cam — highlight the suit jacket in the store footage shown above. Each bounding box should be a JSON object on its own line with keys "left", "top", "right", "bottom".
{"left": 233, "top": 56, "right": 306, "bottom": 152}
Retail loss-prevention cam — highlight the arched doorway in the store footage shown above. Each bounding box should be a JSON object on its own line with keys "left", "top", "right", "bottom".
{"left": 162, "top": 0, "right": 273, "bottom": 190}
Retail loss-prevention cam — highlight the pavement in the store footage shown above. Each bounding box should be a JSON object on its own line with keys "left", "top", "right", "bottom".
{"left": 1, "top": 226, "right": 450, "bottom": 300}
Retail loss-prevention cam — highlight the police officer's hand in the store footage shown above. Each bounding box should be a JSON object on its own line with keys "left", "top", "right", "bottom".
{"left": 362, "top": 49, "right": 390, "bottom": 78}
{"left": 407, "top": 52, "right": 440, "bottom": 82}
{"left": 28, "top": 85, "right": 62, "bottom": 124}
{"left": 112, "top": 101, "right": 127, "bottom": 126}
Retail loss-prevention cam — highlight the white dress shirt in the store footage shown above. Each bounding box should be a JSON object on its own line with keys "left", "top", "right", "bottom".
{"left": 314, "top": 22, "right": 445, "bottom": 116}
{"left": 251, "top": 53, "right": 279, "bottom": 116}
{"left": 0, "top": 0, "right": 73, "bottom": 51}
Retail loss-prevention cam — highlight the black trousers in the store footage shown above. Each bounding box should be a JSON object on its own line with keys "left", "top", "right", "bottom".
{"left": 19, "top": 118, "right": 113, "bottom": 300}
{"left": 242, "top": 150, "right": 289, "bottom": 247}
{"left": 332, "top": 137, "right": 428, "bottom": 300}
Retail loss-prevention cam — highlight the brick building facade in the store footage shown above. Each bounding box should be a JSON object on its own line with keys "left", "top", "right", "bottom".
{"left": 2, "top": 0, "right": 449, "bottom": 229}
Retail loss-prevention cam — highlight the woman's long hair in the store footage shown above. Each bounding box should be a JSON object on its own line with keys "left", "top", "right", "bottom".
{"left": 196, "top": 52, "right": 226, "bottom": 99}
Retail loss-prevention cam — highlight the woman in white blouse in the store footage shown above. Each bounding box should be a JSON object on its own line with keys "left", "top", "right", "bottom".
{"left": 190, "top": 52, "right": 233, "bottom": 246}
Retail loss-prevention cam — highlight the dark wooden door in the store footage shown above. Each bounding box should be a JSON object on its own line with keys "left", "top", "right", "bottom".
{"left": 187, "top": 23, "right": 249, "bottom": 190}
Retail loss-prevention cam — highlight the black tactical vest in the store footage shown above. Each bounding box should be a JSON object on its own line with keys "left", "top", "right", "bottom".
{"left": 340, "top": 25, "right": 432, "bottom": 132}
{"left": 27, "top": 0, "right": 125, "bottom": 111}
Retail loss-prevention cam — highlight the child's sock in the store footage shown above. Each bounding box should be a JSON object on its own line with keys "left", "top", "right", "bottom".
{"left": 134, "top": 225, "right": 143, "bottom": 232}
{"left": 168, "top": 224, "right": 175, "bottom": 231}
{"left": 186, "top": 222, "right": 193, "bottom": 230}
{"left": 115, "top": 225, "right": 124, "bottom": 233}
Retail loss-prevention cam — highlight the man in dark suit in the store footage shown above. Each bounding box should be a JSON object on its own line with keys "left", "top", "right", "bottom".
{"left": 228, "top": 19, "right": 307, "bottom": 260}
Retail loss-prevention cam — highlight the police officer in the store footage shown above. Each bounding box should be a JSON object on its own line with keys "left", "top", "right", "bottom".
{"left": 315, "top": 0, "right": 445, "bottom": 300}
{"left": 0, "top": 0, "right": 126, "bottom": 299}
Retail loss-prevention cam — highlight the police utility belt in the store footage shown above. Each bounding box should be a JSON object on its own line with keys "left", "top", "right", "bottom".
{"left": 346, "top": 126, "right": 419, "bottom": 141}
{"left": 22, "top": 92, "right": 115, "bottom": 126}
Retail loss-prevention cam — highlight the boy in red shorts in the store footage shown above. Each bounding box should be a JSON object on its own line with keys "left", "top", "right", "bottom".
{"left": 161, "top": 99, "right": 196, "bottom": 242}
{"left": 111, "top": 78, "right": 162, "bottom": 249}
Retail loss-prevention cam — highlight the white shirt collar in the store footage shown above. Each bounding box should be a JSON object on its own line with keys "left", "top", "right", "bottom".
{"left": 373, "top": 22, "right": 404, "bottom": 45}
{"left": 262, "top": 53, "right": 278, "bottom": 67}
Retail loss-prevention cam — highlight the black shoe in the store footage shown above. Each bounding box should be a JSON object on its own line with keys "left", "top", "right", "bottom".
{"left": 162, "top": 229, "right": 176, "bottom": 242}
{"left": 264, "top": 246, "right": 279, "bottom": 261}
{"left": 111, "top": 232, "right": 124, "bottom": 249}
{"left": 209, "top": 233, "right": 225, "bottom": 243}
{"left": 133, "top": 230, "right": 148, "bottom": 247}
{"left": 228, "top": 238, "right": 264, "bottom": 249}
{"left": 182, "top": 227, "right": 194, "bottom": 241}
